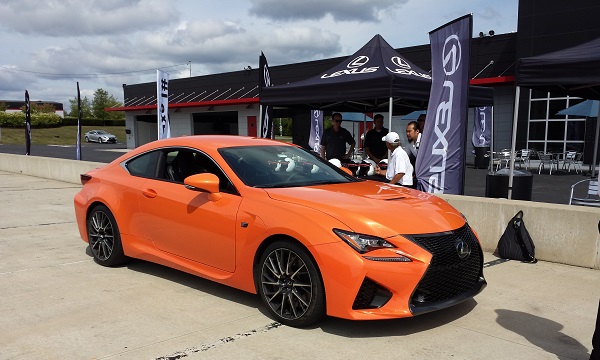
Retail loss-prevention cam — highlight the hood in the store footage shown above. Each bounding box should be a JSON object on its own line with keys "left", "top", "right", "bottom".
{"left": 264, "top": 181, "right": 466, "bottom": 238}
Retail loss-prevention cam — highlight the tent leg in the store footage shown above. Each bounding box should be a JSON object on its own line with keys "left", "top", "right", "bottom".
{"left": 489, "top": 106, "right": 494, "bottom": 173}
{"left": 258, "top": 105, "right": 263, "bottom": 138}
{"left": 508, "top": 86, "right": 520, "bottom": 200}
{"left": 592, "top": 104, "right": 600, "bottom": 178}
{"left": 388, "top": 96, "right": 393, "bottom": 158}
{"left": 388, "top": 96, "right": 393, "bottom": 132}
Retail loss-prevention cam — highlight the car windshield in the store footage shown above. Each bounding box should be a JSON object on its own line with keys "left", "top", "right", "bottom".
{"left": 96, "top": 130, "right": 109, "bottom": 134}
{"left": 219, "top": 145, "right": 359, "bottom": 188}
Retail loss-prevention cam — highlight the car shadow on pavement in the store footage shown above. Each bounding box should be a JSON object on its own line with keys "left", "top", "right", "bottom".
{"left": 317, "top": 298, "right": 478, "bottom": 336}
{"left": 125, "top": 258, "right": 261, "bottom": 308}
{"left": 495, "top": 309, "right": 590, "bottom": 360}
{"left": 83, "top": 243, "right": 263, "bottom": 310}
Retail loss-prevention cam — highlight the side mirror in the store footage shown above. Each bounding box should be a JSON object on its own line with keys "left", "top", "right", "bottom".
{"left": 184, "top": 173, "right": 222, "bottom": 201}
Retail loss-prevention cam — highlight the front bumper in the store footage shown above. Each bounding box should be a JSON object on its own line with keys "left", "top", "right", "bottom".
{"left": 314, "top": 224, "right": 486, "bottom": 320}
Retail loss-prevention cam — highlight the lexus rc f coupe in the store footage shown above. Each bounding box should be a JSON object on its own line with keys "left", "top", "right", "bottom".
{"left": 84, "top": 130, "right": 118, "bottom": 143}
{"left": 74, "top": 135, "right": 486, "bottom": 327}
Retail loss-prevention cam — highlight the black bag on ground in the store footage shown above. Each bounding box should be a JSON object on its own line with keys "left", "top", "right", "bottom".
{"left": 497, "top": 210, "right": 537, "bottom": 263}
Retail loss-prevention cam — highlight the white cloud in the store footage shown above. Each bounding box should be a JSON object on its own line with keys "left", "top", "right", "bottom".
{"left": 0, "top": 0, "right": 519, "bottom": 111}
{"left": 248, "top": 0, "right": 405, "bottom": 22}
{"left": 0, "top": 0, "right": 179, "bottom": 36}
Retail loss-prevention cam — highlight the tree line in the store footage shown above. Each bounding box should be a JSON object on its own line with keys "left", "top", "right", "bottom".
{"left": 67, "top": 88, "right": 124, "bottom": 120}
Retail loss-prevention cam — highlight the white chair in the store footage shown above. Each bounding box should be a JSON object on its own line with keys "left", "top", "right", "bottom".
{"left": 515, "top": 149, "right": 532, "bottom": 169}
{"left": 493, "top": 150, "right": 512, "bottom": 171}
{"left": 569, "top": 179, "right": 600, "bottom": 206}
{"left": 537, "top": 153, "right": 558, "bottom": 174}
{"left": 562, "top": 151, "right": 582, "bottom": 173}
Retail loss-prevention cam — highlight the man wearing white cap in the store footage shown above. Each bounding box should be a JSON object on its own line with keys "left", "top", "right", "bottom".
{"left": 375, "top": 132, "right": 413, "bottom": 186}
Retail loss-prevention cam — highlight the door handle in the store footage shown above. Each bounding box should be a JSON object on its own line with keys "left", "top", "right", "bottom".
{"left": 141, "top": 188, "right": 157, "bottom": 198}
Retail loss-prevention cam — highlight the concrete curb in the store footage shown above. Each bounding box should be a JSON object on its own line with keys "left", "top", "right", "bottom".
{"left": 1, "top": 152, "right": 598, "bottom": 269}
{"left": 0, "top": 153, "right": 104, "bottom": 184}
{"left": 438, "top": 193, "right": 600, "bottom": 269}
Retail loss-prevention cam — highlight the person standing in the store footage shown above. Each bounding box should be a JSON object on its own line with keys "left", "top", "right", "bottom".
{"left": 374, "top": 132, "right": 413, "bottom": 186}
{"left": 364, "top": 113, "right": 389, "bottom": 164}
{"left": 417, "top": 113, "right": 426, "bottom": 133}
{"left": 405, "top": 121, "right": 421, "bottom": 168}
{"left": 320, "top": 113, "right": 355, "bottom": 161}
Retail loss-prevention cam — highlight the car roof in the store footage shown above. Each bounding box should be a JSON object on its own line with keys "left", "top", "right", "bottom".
{"left": 136, "top": 135, "right": 290, "bottom": 152}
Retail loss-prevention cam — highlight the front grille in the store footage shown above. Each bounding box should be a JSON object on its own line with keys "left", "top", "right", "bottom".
{"left": 352, "top": 278, "right": 392, "bottom": 310}
{"left": 407, "top": 224, "right": 483, "bottom": 307}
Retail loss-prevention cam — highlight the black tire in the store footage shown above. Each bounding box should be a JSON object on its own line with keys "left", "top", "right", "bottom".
{"left": 84, "top": 136, "right": 89, "bottom": 142}
{"left": 256, "top": 241, "right": 325, "bottom": 327}
{"left": 87, "top": 204, "right": 127, "bottom": 267}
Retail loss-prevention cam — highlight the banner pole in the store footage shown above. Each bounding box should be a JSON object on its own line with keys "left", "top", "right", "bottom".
{"left": 489, "top": 106, "right": 494, "bottom": 172}
{"left": 592, "top": 102, "right": 600, "bottom": 178}
{"left": 258, "top": 105, "right": 263, "bottom": 137}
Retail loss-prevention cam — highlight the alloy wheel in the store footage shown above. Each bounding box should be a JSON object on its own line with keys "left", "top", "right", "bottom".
{"left": 88, "top": 210, "right": 115, "bottom": 261}
{"left": 260, "top": 247, "right": 313, "bottom": 320}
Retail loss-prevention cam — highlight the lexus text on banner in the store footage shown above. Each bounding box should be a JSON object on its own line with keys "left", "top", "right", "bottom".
{"left": 472, "top": 106, "right": 491, "bottom": 147}
{"left": 157, "top": 69, "right": 171, "bottom": 140}
{"left": 308, "top": 110, "right": 323, "bottom": 153}
{"left": 416, "top": 14, "right": 472, "bottom": 195}
{"left": 259, "top": 52, "right": 273, "bottom": 139}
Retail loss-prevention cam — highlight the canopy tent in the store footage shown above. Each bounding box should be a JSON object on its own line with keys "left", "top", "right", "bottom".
{"left": 517, "top": 37, "right": 600, "bottom": 100}
{"left": 507, "top": 37, "right": 600, "bottom": 198}
{"left": 260, "top": 34, "right": 494, "bottom": 118}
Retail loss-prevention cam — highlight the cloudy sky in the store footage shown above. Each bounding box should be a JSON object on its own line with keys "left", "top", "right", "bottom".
{"left": 0, "top": 0, "right": 518, "bottom": 111}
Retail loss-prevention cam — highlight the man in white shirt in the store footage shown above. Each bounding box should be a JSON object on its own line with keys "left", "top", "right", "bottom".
{"left": 374, "top": 132, "right": 413, "bottom": 186}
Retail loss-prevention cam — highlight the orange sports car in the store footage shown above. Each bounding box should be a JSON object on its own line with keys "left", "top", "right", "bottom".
{"left": 74, "top": 135, "right": 486, "bottom": 327}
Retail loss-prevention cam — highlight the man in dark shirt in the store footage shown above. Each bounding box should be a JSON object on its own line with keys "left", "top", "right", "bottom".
{"left": 364, "top": 113, "right": 389, "bottom": 164}
{"left": 320, "top": 113, "right": 355, "bottom": 161}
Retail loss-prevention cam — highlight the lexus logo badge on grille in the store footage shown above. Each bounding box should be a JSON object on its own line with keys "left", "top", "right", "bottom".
{"left": 456, "top": 240, "right": 471, "bottom": 259}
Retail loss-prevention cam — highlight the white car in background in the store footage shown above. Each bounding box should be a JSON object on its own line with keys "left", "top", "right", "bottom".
{"left": 84, "top": 130, "right": 117, "bottom": 143}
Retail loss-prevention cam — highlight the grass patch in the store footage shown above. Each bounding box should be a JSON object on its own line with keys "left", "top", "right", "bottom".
{"left": 0, "top": 126, "right": 126, "bottom": 145}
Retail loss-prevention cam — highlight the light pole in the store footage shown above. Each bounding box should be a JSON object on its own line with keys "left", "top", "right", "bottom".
{"left": 188, "top": 61, "right": 191, "bottom": 77}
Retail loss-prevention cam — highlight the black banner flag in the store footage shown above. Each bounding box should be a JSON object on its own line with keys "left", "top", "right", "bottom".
{"left": 416, "top": 14, "right": 472, "bottom": 194}
{"left": 25, "top": 90, "right": 31, "bottom": 156}
{"left": 259, "top": 52, "right": 274, "bottom": 138}
{"left": 76, "top": 82, "right": 82, "bottom": 160}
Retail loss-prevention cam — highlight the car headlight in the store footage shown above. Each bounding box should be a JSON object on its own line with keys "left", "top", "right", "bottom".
{"left": 333, "top": 229, "right": 396, "bottom": 253}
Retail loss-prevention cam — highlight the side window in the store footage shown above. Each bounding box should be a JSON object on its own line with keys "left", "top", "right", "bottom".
{"left": 159, "top": 148, "right": 238, "bottom": 195}
{"left": 162, "top": 149, "right": 206, "bottom": 183}
{"left": 126, "top": 151, "right": 160, "bottom": 178}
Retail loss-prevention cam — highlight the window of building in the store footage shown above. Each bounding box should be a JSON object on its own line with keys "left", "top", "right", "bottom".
{"left": 527, "top": 91, "right": 584, "bottom": 154}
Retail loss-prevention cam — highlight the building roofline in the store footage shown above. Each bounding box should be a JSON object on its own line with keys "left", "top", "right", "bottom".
{"left": 108, "top": 97, "right": 259, "bottom": 112}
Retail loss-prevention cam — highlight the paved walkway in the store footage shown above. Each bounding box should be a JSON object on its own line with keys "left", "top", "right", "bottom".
{"left": 465, "top": 162, "right": 593, "bottom": 205}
